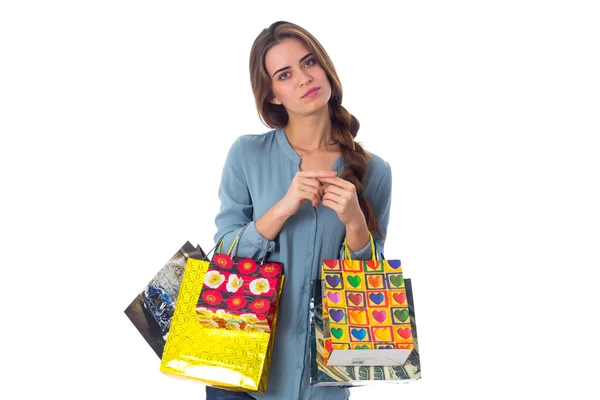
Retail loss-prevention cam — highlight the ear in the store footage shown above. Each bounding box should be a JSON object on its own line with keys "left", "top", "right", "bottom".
{"left": 269, "top": 93, "right": 281, "bottom": 105}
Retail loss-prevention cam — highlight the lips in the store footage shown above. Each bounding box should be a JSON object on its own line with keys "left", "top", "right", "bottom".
{"left": 302, "top": 87, "right": 320, "bottom": 98}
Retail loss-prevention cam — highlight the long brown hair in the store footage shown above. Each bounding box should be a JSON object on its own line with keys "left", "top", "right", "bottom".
{"left": 249, "top": 21, "right": 382, "bottom": 236}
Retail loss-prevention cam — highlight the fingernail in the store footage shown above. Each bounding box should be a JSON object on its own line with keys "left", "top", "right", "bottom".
{"left": 329, "top": 171, "right": 336, "bottom": 175}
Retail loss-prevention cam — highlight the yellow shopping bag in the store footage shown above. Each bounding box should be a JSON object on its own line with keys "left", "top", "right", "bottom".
{"left": 160, "top": 236, "right": 283, "bottom": 393}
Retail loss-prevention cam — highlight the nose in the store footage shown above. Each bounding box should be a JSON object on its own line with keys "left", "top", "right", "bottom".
{"left": 297, "top": 68, "right": 312, "bottom": 86}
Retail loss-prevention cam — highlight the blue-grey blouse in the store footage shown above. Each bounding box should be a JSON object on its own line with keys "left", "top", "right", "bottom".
{"left": 214, "top": 126, "right": 392, "bottom": 400}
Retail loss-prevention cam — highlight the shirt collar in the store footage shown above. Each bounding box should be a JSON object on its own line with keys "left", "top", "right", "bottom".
{"left": 275, "top": 126, "right": 345, "bottom": 172}
{"left": 275, "top": 126, "right": 301, "bottom": 165}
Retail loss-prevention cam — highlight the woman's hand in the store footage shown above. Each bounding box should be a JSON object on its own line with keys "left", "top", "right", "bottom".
{"left": 276, "top": 170, "right": 337, "bottom": 218}
{"left": 319, "top": 175, "right": 370, "bottom": 252}
{"left": 318, "top": 176, "right": 367, "bottom": 231}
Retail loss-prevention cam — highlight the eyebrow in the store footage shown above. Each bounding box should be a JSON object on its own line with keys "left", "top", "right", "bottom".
{"left": 272, "top": 53, "right": 314, "bottom": 78}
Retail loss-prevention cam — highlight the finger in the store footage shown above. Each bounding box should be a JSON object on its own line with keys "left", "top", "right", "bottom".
{"left": 298, "top": 186, "right": 322, "bottom": 206}
{"left": 300, "top": 193, "right": 320, "bottom": 208}
{"left": 298, "top": 184, "right": 321, "bottom": 198}
{"left": 322, "top": 183, "right": 348, "bottom": 198}
{"left": 296, "top": 170, "right": 337, "bottom": 179}
{"left": 322, "top": 184, "right": 355, "bottom": 204}
{"left": 322, "top": 192, "right": 350, "bottom": 211}
{"left": 316, "top": 176, "right": 352, "bottom": 190}
{"left": 297, "top": 178, "right": 325, "bottom": 198}
{"left": 322, "top": 192, "right": 342, "bottom": 205}
{"left": 297, "top": 177, "right": 325, "bottom": 191}
{"left": 322, "top": 199, "right": 341, "bottom": 212}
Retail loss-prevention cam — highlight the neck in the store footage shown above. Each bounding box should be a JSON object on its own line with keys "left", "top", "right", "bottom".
{"left": 284, "top": 107, "right": 333, "bottom": 151}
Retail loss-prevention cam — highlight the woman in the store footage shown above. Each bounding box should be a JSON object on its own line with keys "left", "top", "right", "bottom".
{"left": 206, "top": 21, "right": 392, "bottom": 400}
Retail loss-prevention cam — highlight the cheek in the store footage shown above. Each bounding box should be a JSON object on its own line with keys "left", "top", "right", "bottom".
{"left": 274, "top": 86, "right": 293, "bottom": 102}
{"left": 314, "top": 67, "right": 330, "bottom": 83}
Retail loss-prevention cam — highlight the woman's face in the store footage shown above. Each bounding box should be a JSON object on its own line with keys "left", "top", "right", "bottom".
{"left": 265, "top": 38, "right": 332, "bottom": 117}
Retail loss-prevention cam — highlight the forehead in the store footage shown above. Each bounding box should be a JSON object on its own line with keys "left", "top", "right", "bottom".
{"left": 265, "top": 38, "right": 311, "bottom": 75}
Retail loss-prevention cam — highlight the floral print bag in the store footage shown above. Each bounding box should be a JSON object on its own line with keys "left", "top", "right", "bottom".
{"left": 196, "top": 223, "right": 284, "bottom": 331}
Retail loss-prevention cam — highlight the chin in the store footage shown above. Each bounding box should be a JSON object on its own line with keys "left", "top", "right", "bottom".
{"left": 298, "top": 101, "right": 329, "bottom": 117}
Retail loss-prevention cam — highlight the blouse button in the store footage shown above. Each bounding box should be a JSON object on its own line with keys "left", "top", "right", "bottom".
{"left": 307, "top": 252, "right": 313, "bottom": 257}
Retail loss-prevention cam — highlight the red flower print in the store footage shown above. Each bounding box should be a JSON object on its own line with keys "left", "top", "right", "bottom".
{"left": 259, "top": 263, "right": 281, "bottom": 278}
{"left": 213, "top": 254, "right": 234, "bottom": 269}
{"left": 248, "top": 298, "right": 271, "bottom": 314}
{"left": 227, "top": 294, "right": 247, "bottom": 311}
{"left": 237, "top": 258, "right": 258, "bottom": 275}
{"left": 201, "top": 290, "right": 222, "bottom": 306}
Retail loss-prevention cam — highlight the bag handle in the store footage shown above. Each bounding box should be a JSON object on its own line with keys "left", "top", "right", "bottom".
{"left": 200, "top": 224, "right": 248, "bottom": 262}
{"left": 201, "top": 241, "right": 220, "bottom": 261}
{"left": 210, "top": 223, "right": 269, "bottom": 263}
{"left": 213, "top": 222, "right": 250, "bottom": 256}
{"left": 228, "top": 223, "right": 250, "bottom": 257}
{"left": 343, "top": 232, "right": 378, "bottom": 261}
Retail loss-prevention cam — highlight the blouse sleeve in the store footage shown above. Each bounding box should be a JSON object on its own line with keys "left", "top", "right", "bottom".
{"left": 339, "top": 162, "right": 392, "bottom": 260}
{"left": 213, "top": 137, "right": 275, "bottom": 259}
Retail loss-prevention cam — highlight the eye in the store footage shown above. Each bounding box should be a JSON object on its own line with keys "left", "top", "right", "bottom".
{"left": 277, "top": 59, "right": 317, "bottom": 81}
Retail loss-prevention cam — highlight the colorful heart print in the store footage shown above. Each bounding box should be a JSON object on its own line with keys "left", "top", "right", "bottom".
{"left": 388, "top": 260, "right": 401, "bottom": 269}
{"left": 324, "top": 259, "right": 338, "bottom": 269}
{"left": 368, "top": 276, "right": 382, "bottom": 287}
{"left": 372, "top": 310, "right": 387, "bottom": 323}
{"left": 397, "top": 327, "right": 412, "bottom": 339}
{"left": 351, "top": 328, "right": 367, "bottom": 340}
{"left": 343, "top": 260, "right": 361, "bottom": 271}
{"left": 331, "top": 327, "right": 344, "bottom": 339}
{"left": 326, "top": 274, "right": 341, "bottom": 288}
{"left": 347, "top": 275, "right": 361, "bottom": 288}
{"left": 369, "top": 292, "right": 384, "bottom": 305}
{"left": 348, "top": 293, "right": 363, "bottom": 306}
{"left": 373, "top": 328, "right": 392, "bottom": 341}
{"left": 356, "top": 345, "right": 369, "bottom": 349}
{"left": 389, "top": 275, "right": 404, "bottom": 288}
{"left": 349, "top": 310, "right": 366, "bottom": 324}
{"left": 327, "top": 292, "right": 341, "bottom": 304}
{"left": 378, "top": 345, "right": 393, "bottom": 349}
{"left": 366, "top": 260, "right": 380, "bottom": 270}
{"left": 330, "top": 309, "right": 345, "bottom": 323}
{"left": 393, "top": 292, "right": 406, "bottom": 304}
{"left": 394, "top": 309, "right": 409, "bottom": 322}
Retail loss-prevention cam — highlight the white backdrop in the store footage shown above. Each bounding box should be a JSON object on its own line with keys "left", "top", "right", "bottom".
{"left": 1, "top": 1, "right": 599, "bottom": 399}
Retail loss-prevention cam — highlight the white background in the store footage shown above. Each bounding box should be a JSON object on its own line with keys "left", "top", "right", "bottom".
{"left": 1, "top": 1, "right": 599, "bottom": 399}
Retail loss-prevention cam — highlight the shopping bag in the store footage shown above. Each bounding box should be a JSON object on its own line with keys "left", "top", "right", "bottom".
{"left": 160, "top": 226, "right": 284, "bottom": 393}
{"left": 310, "top": 277, "right": 421, "bottom": 386}
{"left": 196, "top": 225, "right": 283, "bottom": 332}
{"left": 124, "top": 241, "right": 206, "bottom": 358}
{"left": 321, "top": 234, "right": 414, "bottom": 367}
